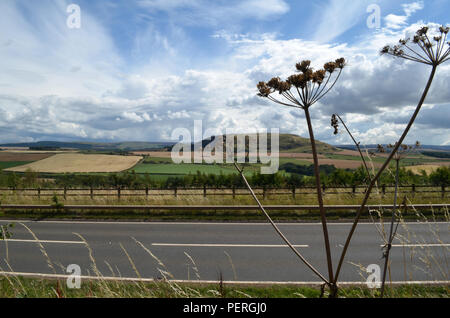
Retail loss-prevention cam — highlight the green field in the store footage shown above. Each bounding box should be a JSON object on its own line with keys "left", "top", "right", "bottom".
{"left": 0, "top": 161, "right": 33, "bottom": 170}
{"left": 132, "top": 163, "right": 241, "bottom": 175}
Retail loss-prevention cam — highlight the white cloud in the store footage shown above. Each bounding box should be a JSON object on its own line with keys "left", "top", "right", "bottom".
{"left": 384, "top": 1, "right": 424, "bottom": 29}
{"left": 312, "top": 0, "right": 373, "bottom": 43}
{"left": 137, "top": 0, "right": 289, "bottom": 25}
{"left": 0, "top": 1, "right": 448, "bottom": 146}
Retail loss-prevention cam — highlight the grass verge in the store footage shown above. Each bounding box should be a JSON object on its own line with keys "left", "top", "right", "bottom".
{"left": 0, "top": 277, "right": 448, "bottom": 298}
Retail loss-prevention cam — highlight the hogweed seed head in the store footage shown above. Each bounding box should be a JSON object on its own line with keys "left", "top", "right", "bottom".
{"left": 381, "top": 25, "right": 450, "bottom": 66}
{"left": 257, "top": 57, "right": 345, "bottom": 108}
{"left": 331, "top": 114, "right": 339, "bottom": 135}
{"left": 257, "top": 82, "right": 271, "bottom": 97}
{"left": 313, "top": 70, "right": 326, "bottom": 84}
{"left": 335, "top": 58, "right": 346, "bottom": 69}
{"left": 296, "top": 60, "right": 311, "bottom": 73}
{"left": 324, "top": 62, "right": 337, "bottom": 73}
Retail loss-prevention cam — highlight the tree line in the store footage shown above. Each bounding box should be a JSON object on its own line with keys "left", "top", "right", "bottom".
{"left": 0, "top": 164, "right": 448, "bottom": 189}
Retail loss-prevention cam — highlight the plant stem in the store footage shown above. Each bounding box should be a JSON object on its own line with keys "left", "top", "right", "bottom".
{"left": 335, "top": 114, "right": 371, "bottom": 181}
{"left": 233, "top": 163, "right": 329, "bottom": 284}
{"left": 380, "top": 158, "right": 400, "bottom": 297}
{"left": 304, "top": 107, "right": 335, "bottom": 287}
{"left": 333, "top": 65, "right": 437, "bottom": 284}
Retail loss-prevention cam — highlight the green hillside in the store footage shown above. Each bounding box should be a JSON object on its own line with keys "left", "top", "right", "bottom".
{"left": 193, "top": 133, "right": 337, "bottom": 154}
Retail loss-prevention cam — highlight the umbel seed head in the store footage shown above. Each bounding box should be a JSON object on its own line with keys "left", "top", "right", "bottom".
{"left": 256, "top": 57, "right": 346, "bottom": 108}
{"left": 331, "top": 114, "right": 339, "bottom": 135}
{"left": 296, "top": 60, "right": 311, "bottom": 73}
{"left": 380, "top": 25, "right": 450, "bottom": 66}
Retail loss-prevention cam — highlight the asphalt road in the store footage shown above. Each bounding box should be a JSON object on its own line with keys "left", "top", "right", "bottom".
{"left": 0, "top": 220, "right": 448, "bottom": 283}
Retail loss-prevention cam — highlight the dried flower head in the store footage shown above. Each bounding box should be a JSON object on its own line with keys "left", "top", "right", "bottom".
{"left": 381, "top": 25, "right": 450, "bottom": 66}
{"left": 296, "top": 60, "right": 311, "bottom": 73}
{"left": 257, "top": 81, "right": 271, "bottom": 97}
{"left": 324, "top": 62, "right": 337, "bottom": 73}
{"left": 335, "top": 58, "right": 346, "bottom": 69}
{"left": 377, "top": 144, "right": 385, "bottom": 153}
{"left": 257, "top": 57, "right": 346, "bottom": 109}
{"left": 331, "top": 114, "right": 339, "bottom": 135}
{"left": 313, "top": 70, "right": 326, "bottom": 84}
{"left": 440, "top": 26, "right": 450, "bottom": 34}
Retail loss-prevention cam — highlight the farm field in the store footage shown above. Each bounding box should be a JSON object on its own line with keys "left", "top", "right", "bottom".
{"left": 406, "top": 163, "right": 450, "bottom": 174}
{"left": 132, "top": 162, "right": 247, "bottom": 175}
{"left": 0, "top": 152, "right": 55, "bottom": 162}
{"left": 5, "top": 153, "right": 142, "bottom": 173}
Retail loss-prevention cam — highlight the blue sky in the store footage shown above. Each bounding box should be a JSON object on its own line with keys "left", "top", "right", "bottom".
{"left": 0, "top": 0, "right": 449, "bottom": 145}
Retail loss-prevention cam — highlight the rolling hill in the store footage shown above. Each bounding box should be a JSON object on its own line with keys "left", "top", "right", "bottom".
{"left": 190, "top": 133, "right": 338, "bottom": 154}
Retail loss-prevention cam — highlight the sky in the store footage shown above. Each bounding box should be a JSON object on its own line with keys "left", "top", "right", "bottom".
{"left": 0, "top": 0, "right": 449, "bottom": 145}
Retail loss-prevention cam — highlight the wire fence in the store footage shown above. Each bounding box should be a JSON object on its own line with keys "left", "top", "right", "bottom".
{"left": 0, "top": 184, "right": 447, "bottom": 200}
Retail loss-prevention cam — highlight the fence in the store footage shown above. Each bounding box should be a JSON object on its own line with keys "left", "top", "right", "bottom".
{"left": 0, "top": 184, "right": 447, "bottom": 200}
{"left": 0, "top": 204, "right": 447, "bottom": 212}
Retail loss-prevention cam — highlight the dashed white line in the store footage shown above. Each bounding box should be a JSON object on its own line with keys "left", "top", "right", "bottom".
{"left": 3, "top": 239, "right": 86, "bottom": 245}
{"left": 385, "top": 243, "right": 450, "bottom": 248}
{"left": 152, "top": 243, "right": 309, "bottom": 248}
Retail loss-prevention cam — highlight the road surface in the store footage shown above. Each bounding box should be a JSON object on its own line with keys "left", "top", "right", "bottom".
{"left": 0, "top": 220, "right": 448, "bottom": 284}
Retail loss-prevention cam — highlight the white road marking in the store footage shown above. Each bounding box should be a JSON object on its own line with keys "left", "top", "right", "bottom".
{"left": 152, "top": 243, "right": 309, "bottom": 248}
{"left": 0, "top": 271, "right": 448, "bottom": 286}
{"left": 3, "top": 239, "right": 86, "bottom": 245}
{"left": 383, "top": 243, "right": 450, "bottom": 248}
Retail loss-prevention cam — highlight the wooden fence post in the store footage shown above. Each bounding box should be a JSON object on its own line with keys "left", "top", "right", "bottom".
{"left": 203, "top": 185, "right": 207, "bottom": 198}
{"left": 37, "top": 187, "right": 41, "bottom": 200}
{"left": 292, "top": 186, "right": 296, "bottom": 199}
{"left": 442, "top": 185, "right": 446, "bottom": 199}
{"left": 174, "top": 186, "right": 177, "bottom": 198}
{"left": 145, "top": 186, "right": 149, "bottom": 199}
{"left": 352, "top": 185, "right": 356, "bottom": 195}
{"left": 64, "top": 186, "right": 67, "bottom": 200}
{"left": 382, "top": 184, "right": 386, "bottom": 196}
{"left": 90, "top": 187, "right": 94, "bottom": 200}
{"left": 118, "top": 187, "right": 121, "bottom": 200}
{"left": 263, "top": 186, "right": 267, "bottom": 199}
{"left": 232, "top": 186, "right": 236, "bottom": 199}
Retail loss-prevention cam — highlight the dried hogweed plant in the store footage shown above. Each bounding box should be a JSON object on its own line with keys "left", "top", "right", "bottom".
{"left": 332, "top": 25, "right": 449, "bottom": 297}
{"left": 377, "top": 142, "right": 420, "bottom": 297}
{"left": 235, "top": 58, "right": 346, "bottom": 295}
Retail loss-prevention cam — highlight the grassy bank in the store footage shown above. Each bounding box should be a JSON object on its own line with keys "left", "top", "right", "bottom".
{"left": 0, "top": 188, "right": 447, "bottom": 221}
{"left": 0, "top": 277, "right": 448, "bottom": 298}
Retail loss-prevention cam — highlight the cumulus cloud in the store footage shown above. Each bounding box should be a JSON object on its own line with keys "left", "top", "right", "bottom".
{"left": 0, "top": 1, "right": 448, "bottom": 146}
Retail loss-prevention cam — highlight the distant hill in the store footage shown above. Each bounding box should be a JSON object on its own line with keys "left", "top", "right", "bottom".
{"left": 188, "top": 133, "right": 338, "bottom": 154}
{"left": 337, "top": 144, "right": 450, "bottom": 152}
{"left": 0, "top": 141, "right": 175, "bottom": 151}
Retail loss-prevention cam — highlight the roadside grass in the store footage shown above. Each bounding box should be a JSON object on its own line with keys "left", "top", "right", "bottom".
{"left": 0, "top": 189, "right": 447, "bottom": 221}
{"left": 0, "top": 277, "right": 447, "bottom": 298}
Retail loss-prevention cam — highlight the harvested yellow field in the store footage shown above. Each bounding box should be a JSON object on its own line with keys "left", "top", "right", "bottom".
{"left": 6, "top": 153, "right": 142, "bottom": 173}
{"left": 406, "top": 164, "right": 450, "bottom": 175}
